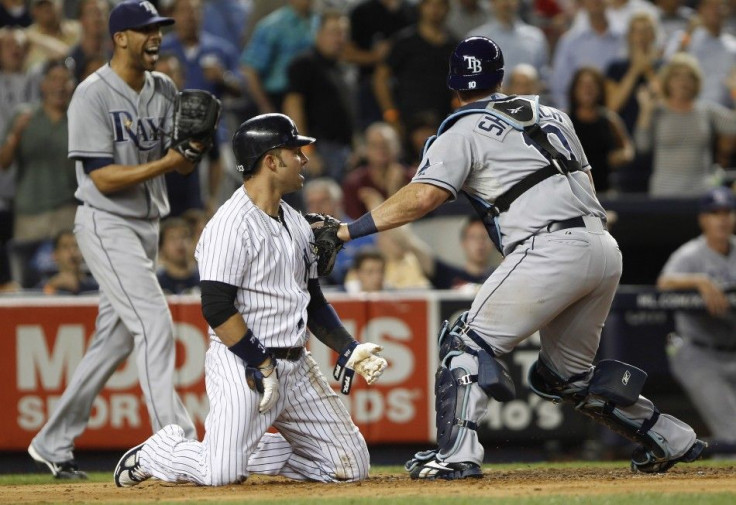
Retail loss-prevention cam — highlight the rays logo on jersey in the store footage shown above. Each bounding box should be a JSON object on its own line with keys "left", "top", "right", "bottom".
{"left": 110, "top": 111, "right": 165, "bottom": 151}
{"left": 417, "top": 158, "right": 431, "bottom": 176}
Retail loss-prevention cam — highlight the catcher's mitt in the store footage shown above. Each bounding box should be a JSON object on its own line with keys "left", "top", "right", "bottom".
{"left": 172, "top": 89, "right": 222, "bottom": 163}
{"left": 304, "top": 213, "right": 344, "bottom": 277}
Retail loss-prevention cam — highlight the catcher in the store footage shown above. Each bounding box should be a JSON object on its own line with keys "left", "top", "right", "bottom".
{"left": 114, "top": 113, "right": 387, "bottom": 487}
{"left": 29, "top": 1, "right": 220, "bottom": 479}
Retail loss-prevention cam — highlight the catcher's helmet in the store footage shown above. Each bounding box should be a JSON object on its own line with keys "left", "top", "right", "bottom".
{"left": 232, "top": 113, "right": 315, "bottom": 174}
{"left": 447, "top": 36, "right": 504, "bottom": 92}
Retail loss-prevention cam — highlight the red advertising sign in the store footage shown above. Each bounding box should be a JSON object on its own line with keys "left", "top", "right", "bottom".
{"left": 0, "top": 295, "right": 431, "bottom": 450}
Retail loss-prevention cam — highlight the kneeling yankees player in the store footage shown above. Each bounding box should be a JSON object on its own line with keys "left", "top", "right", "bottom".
{"left": 114, "top": 113, "right": 387, "bottom": 487}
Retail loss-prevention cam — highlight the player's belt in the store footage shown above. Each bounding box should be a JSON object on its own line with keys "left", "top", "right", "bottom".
{"left": 268, "top": 347, "right": 304, "bottom": 361}
{"left": 546, "top": 216, "right": 605, "bottom": 233}
{"left": 690, "top": 340, "right": 736, "bottom": 353}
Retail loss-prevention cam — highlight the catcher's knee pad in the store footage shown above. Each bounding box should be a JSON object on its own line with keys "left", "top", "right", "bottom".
{"left": 529, "top": 358, "right": 667, "bottom": 458}
{"left": 438, "top": 313, "right": 516, "bottom": 402}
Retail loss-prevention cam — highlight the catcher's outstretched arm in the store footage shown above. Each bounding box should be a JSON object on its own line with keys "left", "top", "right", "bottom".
{"left": 339, "top": 182, "right": 450, "bottom": 241}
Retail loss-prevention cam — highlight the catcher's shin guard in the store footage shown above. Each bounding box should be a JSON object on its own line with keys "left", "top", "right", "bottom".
{"left": 528, "top": 359, "right": 669, "bottom": 459}
{"left": 434, "top": 313, "right": 514, "bottom": 459}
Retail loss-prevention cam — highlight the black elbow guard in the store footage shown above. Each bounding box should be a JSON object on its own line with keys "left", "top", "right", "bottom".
{"left": 200, "top": 280, "right": 239, "bottom": 328}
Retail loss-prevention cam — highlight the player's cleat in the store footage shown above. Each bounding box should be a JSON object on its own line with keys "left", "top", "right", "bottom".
{"left": 631, "top": 439, "right": 707, "bottom": 474}
{"left": 407, "top": 457, "right": 482, "bottom": 480}
{"left": 114, "top": 443, "right": 151, "bottom": 487}
{"left": 28, "top": 443, "right": 88, "bottom": 480}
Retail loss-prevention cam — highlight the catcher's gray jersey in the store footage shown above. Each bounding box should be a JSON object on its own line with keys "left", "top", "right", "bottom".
{"left": 69, "top": 64, "right": 176, "bottom": 219}
{"left": 413, "top": 93, "right": 697, "bottom": 470}
{"left": 195, "top": 187, "right": 318, "bottom": 348}
{"left": 413, "top": 93, "right": 607, "bottom": 255}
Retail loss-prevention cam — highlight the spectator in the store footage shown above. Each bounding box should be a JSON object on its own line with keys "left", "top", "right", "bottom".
{"left": 468, "top": 0, "right": 549, "bottom": 86}
{"left": 343, "top": 0, "right": 415, "bottom": 128}
{"left": 0, "top": 0, "right": 32, "bottom": 28}
{"left": 504, "top": 63, "right": 542, "bottom": 95}
{"left": 0, "top": 27, "right": 35, "bottom": 289}
{"left": 0, "top": 58, "right": 76, "bottom": 242}
{"left": 664, "top": 0, "right": 736, "bottom": 108}
{"left": 657, "top": 186, "right": 736, "bottom": 456}
{"left": 605, "top": 12, "right": 662, "bottom": 134}
{"left": 655, "top": 0, "right": 694, "bottom": 43}
{"left": 404, "top": 110, "right": 440, "bottom": 169}
{"left": 391, "top": 216, "right": 497, "bottom": 291}
{"left": 345, "top": 247, "right": 386, "bottom": 293}
{"left": 635, "top": 53, "right": 736, "bottom": 196}
{"left": 24, "top": 0, "right": 80, "bottom": 71}
{"left": 568, "top": 67, "right": 634, "bottom": 194}
{"left": 41, "top": 229, "right": 98, "bottom": 295}
{"left": 162, "top": 0, "right": 243, "bottom": 100}
{"left": 549, "top": 0, "right": 624, "bottom": 110}
{"left": 156, "top": 217, "right": 199, "bottom": 294}
{"left": 67, "top": 0, "right": 110, "bottom": 84}
{"left": 342, "top": 122, "right": 411, "bottom": 219}
{"left": 303, "top": 177, "right": 376, "bottom": 286}
{"left": 447, "top": 0, "right": 490, "bottom": 40}
{"left": 569, "top": 0, "right": 659, "bottom": 36}
{"left": 240, "top": 0, "right": 316, "bottom": 113}
{"left": 201, "top": 0, "right": 253, "bottom": 51}
{"left": 373, "top": 0, "right": 457, "bottom": 129}
{"left": 283, "top": 10, "right": 353, "bottom": 182}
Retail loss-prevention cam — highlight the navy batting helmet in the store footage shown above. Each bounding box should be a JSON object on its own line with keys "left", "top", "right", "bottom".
{"left": 232, "top": 113, "right": 315, "bottom": 175}
{"left": 447, "top": 36, "right": 504, "bottom": 92}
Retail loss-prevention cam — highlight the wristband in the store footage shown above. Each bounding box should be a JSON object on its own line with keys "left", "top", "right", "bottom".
{"left": 347, "top": 212, "right": 377, "bottom": 239}
{"left": 228, "top": 328, "right": 270, "bottom": 366}
{"left": 334, "top": 340, "right": 358, "bottom": 394}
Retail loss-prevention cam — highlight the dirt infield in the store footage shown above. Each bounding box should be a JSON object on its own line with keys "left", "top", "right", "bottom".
{"left": 2, "top": 465, "right": 735, "bottom": 504}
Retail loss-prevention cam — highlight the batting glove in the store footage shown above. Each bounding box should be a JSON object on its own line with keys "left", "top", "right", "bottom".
{"left": 334, "top": 342, "right": 387, "bottom": 393}
{"left": 246, "top": 362, "right": 280, "bottom": 414}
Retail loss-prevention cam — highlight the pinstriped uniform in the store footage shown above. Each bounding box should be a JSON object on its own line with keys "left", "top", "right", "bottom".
{"left": 138, "top": 188, "right": 370, "bottom": 485}
{"left": 31, "top": 65, "right": 196, "bottom": 464}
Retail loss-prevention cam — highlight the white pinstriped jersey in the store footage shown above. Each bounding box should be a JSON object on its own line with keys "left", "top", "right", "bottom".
{"left": 195, "top": 187, "right": 319, "bottom": 347}
{"left": 413, "top": 93, "right": 607, "bottom": 255}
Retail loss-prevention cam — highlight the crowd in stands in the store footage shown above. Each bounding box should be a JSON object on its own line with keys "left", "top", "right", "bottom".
{"left": 1, "top": 0, "right": 736, "bottom": 296}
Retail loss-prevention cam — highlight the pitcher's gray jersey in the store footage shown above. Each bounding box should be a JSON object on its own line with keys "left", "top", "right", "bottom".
{"left": 195, "top": 187, "right": 318, "bottom": 347}
{"left": 69, "top": 64, "right": 176, "bottom": 219}
{"left": 413, "top": 94, "right": 607, "bottom": 254}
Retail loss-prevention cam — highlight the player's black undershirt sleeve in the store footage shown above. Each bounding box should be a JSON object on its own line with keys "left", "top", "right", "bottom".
{"left": 81, "top": 157, "right": 114, "bottom": 174}
{"left": 200, "top": 280, "right": 239, "bottom": 328}
{"left": 307, "top": 278, "right": 353, "bottom": 352}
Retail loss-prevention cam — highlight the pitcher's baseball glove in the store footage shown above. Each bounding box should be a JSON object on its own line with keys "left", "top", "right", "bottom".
{"left": 172, "top": 89, "right": 222, "bottom": 163}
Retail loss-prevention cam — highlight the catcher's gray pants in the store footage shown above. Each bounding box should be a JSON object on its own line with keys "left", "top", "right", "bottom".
{"left": 138, "top": 346, "right": 369, "bottom": 486}
{"left": 443, "top": 225, "right": 696, "bottom": 465}
{"left": 668, "top": 337, "right": 736, "bottom": 443}
{"left": 31, "top": 206, "right": 195, "bottom": 462}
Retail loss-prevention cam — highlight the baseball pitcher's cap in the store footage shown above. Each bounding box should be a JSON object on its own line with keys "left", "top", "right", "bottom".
{"left": 699, "top": 187, "right": 736, "bottom": 213}
{"left": 108, "top": 1, "right": 174, "bottom": 36}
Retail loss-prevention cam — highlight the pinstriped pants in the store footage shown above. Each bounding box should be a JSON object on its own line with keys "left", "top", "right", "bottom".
{"left": 139, "top": 344, "right": 370, "bottom": 485}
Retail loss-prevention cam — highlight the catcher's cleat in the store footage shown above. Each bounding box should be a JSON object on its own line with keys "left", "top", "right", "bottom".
{"left": 28, "top": 443, "right": 88, "bottom": 480}
{"left": 631, "top": 439, "right": 707, "bottom": 474}
{"left": 114, "top": 443, "right": 151, "bottom": 487}
{"left": 408, "top": 457, "right": 482, "bottom": 480}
